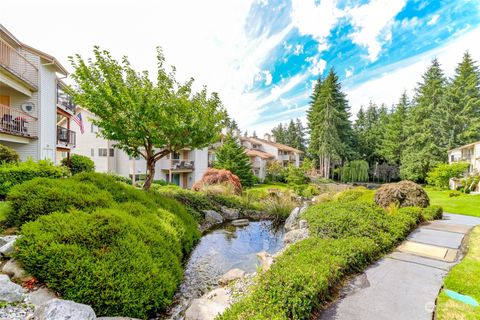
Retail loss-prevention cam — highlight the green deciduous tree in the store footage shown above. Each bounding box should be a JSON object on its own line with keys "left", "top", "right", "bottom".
{"left": 214, "top": 134, "right": 255, "bottom": 187}
{"left": 69, "top": 47, "right": 226, "bottom": 190}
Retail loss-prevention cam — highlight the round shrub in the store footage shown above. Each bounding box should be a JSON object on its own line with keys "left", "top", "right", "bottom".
{"left": 61, "top": 154, "right": 95, "bottom": 175}
{"left": 6, "top": 177, "right": 113, "bottom": 226}
{"left": 192, "top": 168, "right": 242, "bottom": 194}
{"left": 0, "top": 144, "right": 19, "bottom": 163}
{"left": 14, "top": 209, "right": 185, "bottom": 318}
{"left": 374, "top": 181, "right": 430, "bottom": 208}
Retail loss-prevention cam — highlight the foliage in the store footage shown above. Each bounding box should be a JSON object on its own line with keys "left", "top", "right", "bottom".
{"left": 61, "top": 154, "right": 95, "bottom": 175}
{"left": 371, "top": 163, "right": 400, "bottom": 183}
{"left": 0, "top": 160, "right": 69, "bottom": 198}
{"left": 14, "top": 209, "right": 186, "bottom": 318}
{"left": 436, "top": 226, "right": 480, "bottom": 320}
{"left": 0, "top": 144, "right": 19, "bottom": 163}
{"left": 284, "top": 164, "right": 308, "bottom": 195}
{"left": 260, "top": 192, "right": 298, "bottom": 222}
{"left": 265, "top": 161, "right": 287, "bottom": 183}
{"left": 339, "top": 160, "right": 369, "bottom": 183}
{"left": 6, "top": 177, "right": 113, "bottom": 226}
{"left": 192, "top": 168, "right": 243, "bottom": 194}
{"left": 213, "top": 134, "right": 255, "bottom": 187}
{"left": 68, "top": 46, "right": 226, "bottom": 190}
{"left": 426, "top": 162, "right": 470, "bottom": 189}
{"left": 374, "top": 181, "right": 430, "bottom": 208}
{"left": 271, "top": 119, "right": 306, "bottom": 152}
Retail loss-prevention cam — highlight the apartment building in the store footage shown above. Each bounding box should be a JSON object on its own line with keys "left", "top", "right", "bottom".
{"left": 73, "top": 107, "right": 208, "bottom": 188}
{"left": 0, "top": 25, "right": 75, "bottom": 163}
{"left": 448, "top": 140, "right": 480, "bottom": 192}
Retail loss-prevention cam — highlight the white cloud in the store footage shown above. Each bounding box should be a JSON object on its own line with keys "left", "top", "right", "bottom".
{"left": 257, "top": 73, "right": 307, "bottom": 107}
{"left": 306, "top": 56, "right": 327, "bottom": 76}
{"left": 345, "top": 67, "right": 354, "bottom": 78}
{"left": 293, "top": 44, "right": 304, "bottom": 55}
{"left": 427, "top": 14, "right": 440, "bottom": 26}
{"left": 347, "top": 0, "right": 407, "bottom": 62}
{"left": 346, "top": 26, "right": 480, "bottom": 117}
{"left": 263, "top": 70, "right": 273, "bottom": 85}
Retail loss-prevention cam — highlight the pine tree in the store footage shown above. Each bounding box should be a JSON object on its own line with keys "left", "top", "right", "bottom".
{"left": 442, "top": 51, "right": 480, "bottom": 148}
{"left": 380, "top": 91, "right": 409, "bottom": 165}
{"left": 214, "top": 134, "right": 255, "bottom": 187}
{"left": 272, "top": 123, "right": 286, "bottom": 144}
{"left": 307, "top": 77, "right": 323, "bottom": 159}
{"left": 294, "top": 118, "right": 306, "bottom": 151}
{"left": 401, "top": 58, "right": 447, "bottom": 182}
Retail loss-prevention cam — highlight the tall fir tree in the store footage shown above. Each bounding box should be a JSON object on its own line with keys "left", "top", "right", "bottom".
{"left": 401, "top": 58, "right": 447, "bottom": 182}
{"left": 307, "top": 77, "right": 323, "bottom": 159}
{"left": 294, "top": 118, "right": 306, "bottom": 151}
{"left": 214, "top": 134, "right": 255, "bottom": 187}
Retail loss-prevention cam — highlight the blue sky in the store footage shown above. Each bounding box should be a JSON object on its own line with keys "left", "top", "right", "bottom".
{"left": 1, "top": 0, "right": 480, "bottom": 134}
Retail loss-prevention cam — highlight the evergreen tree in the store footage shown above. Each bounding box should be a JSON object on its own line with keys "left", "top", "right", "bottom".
{"left": 214, "top": 134, "right": 255, "bottom": 187}
{"left": 307, "top": 77, "right": 323, "bottom": 159}
{"left": 442, "top": 51, "right": 480, "bottom": 148}
{"left": 401, "top": 58, "right": 447, "bottom": 181}
{"left": 380, "top": 91, "right": 409, "bottom": 165}
{"left": 252, "top": 130, "right": 258, "bottom": 138}
{"left": 271, "top": 123, "right": 287, "bottom": 143}
{"left": 294, "top": 118, "right": 306, "bottom": 151}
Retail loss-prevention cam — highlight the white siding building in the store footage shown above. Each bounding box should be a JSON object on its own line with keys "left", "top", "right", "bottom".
{"left": 73, "top": 107, "right": 209, "bottom": 188}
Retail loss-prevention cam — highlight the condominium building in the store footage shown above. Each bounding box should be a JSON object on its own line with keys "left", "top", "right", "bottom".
{"left": 0, "top": 24, "right": 75, "bottom": 163}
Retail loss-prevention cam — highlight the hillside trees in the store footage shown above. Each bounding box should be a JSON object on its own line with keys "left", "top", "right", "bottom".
{"left": 271, "top": 119, "right": 306, "bottom": 151}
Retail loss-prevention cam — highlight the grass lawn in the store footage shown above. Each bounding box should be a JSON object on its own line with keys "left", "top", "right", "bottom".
{"left": 425, "top": 188, "right": 480, "bottom": 217}
{"left": 436, "top": 226, "right": 480, "bottom": 320}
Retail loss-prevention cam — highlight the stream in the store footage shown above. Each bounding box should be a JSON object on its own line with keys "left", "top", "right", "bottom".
{"left": 163, "top": 220, "right": 285, "bottom": 319}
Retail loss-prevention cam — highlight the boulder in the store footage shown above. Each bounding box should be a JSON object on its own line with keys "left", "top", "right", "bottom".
{"left": 0, "top": 236, "right": 19, "bottom": 257}
{"left": 97, "top": 318, "right": 141, "bottom": 320}
{"left": 284, "top": 228, "right": 309, "bottom": 245}
{"left": 203, "top": 210, "right": 224, "bottom": 225}
{"left": 220, "top": 206, "right": 240, "bottom": 220}
{"left": 1, "top": 259, "right": 27, "bottom": 280}
{"left": 284, "top": 207, "right": 301, "bottom": 231}
{"left": 185, "top": 288, "right": 231, "bottom": 320}
{"left": 33, "top": 299, "right": 96, "bottom": 320}
{"left": 374, "top": 181, "right": 430, "bottom": 208}
{"left": 298, "top": 219, "right": 308, "bottom": 229}
{"left": 219, "top": 268, "right": 245, "bottom": 286}
{"left": 242, "top": 210, "right": 269, "bottom": 220}
{"left": 256, "top": 251, "right": 274, "bottom": 272}
{"left": 231, "top": 219, "right": 249, "bottom": 227}
{"left": 28, "top": 288, "right": 57, "bottom": 308}
{"left": 0, "top": 274, "right": 24, "bottom": 303}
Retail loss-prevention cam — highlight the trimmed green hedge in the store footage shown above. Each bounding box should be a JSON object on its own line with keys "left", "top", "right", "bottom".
{"left": 15, "top": 209, "right": 185, "bottom": 318}
{"left": 0, "top": 160, "right": 69, "bottom": 198}
{"left": 61, "top": 154, "right": 95, "bottom": 175}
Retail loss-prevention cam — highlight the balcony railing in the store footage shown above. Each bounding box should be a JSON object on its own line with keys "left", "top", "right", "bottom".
{"left": 0, "top": 38, "right": 38, "bottom": 89}
{"left": 57, "top": 126, "right": 76, "bottom": 147}
{"left": 57, "top": 85, "right": 76, "bottom": 113}
{"left": 171, "top": 159, "right": 195, "bottom": 170}
{"left": 0, "top": 103, "right": 38, "bottom": 138}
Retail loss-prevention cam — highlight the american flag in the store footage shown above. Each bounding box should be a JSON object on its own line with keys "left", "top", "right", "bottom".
{"left": 73, "top": 112, "right": 84, "bottom": 134}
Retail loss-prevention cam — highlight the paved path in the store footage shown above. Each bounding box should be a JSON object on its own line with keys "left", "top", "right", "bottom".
{"left": 318, "top": 213, "right": 480, "bottom": 320}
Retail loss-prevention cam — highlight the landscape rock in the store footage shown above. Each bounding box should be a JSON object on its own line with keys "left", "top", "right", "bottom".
{"left": 299, "top": 219, "right": 308, "bottom": 229}
{"left": 0, "top": 274, "right": 25, "bottom": 303}
{"left": 220, "top": 206, "right": 240, "bottom": 220}
{"left": 242, "top": 210, "right": 269, "bottom": 220}
{"left": 284, "top": 228, "right": 309, "bottom": 245}
{"left": 33, "top": 299, "right": 96, "bottom": 320}
{"left": 284, "top": 207, "right": 301, "bottom": 231}
{"left": 28, "top": 288, "right": 57, "bottom": 308}
{"left": 1, "top": 259, "right": 27, "bottom": 280}
{"left": 374, "top": 181, "right": 430, "bottom": 208}
{"left": 203, "top": 210, "right": 224, "bottom": 225}
{"left": 185, "top": 288, "right": 231, "bottom": 320}
{"left": 0, "top": 236, "right": 19, "bottom": 257}
{"left": 257, "top": 251, "right": 275, "bottom": 272}
{"left": 231, "top": 219, "right": 249, "bottom": 227}
{"left": 219, "top": 268, "right": 245, "bottom": 286}
{"left": 97, "top": 318, "right": 141, "bottom": 320}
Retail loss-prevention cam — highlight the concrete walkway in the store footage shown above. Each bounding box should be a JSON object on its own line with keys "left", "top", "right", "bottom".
{"left": 318, "top": 213, "right": 480, "bottom": 320}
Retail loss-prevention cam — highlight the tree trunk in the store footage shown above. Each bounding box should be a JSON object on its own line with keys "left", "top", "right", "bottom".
{"left": 143, "top": 157, "right": 156, "bottom": 190}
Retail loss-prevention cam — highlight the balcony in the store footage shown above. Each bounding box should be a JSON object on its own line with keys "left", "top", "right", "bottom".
{"left": 0, "top": 38, "right": 38, "bottom": 90}
{"left": 57, "top": 85, "right": 76, "bottom": 114}
{"left": 0, "top": 103, "right": 38, "bottom": 138}
{"left": 57, "top": 126, "right": 76, "bottom": 148}
{"left": 169, "top": 159, "right": 195, "bottom": 171}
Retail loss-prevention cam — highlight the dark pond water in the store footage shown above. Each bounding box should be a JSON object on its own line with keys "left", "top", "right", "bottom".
{"left": 163, "top": 220, "right": 285, "bottom": 319}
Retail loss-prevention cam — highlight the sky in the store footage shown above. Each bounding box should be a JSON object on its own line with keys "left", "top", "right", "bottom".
{"left": 1, "top": 0, "right": 480, "bottom": 135}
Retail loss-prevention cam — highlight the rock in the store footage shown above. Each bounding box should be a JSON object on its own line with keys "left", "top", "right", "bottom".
{"left": 284, "top": 207, "right": 301, "bottom": 231}
{"left": 0, "top": 274, "right": 25, "bottom": 303}
{"left": 256, "top": 251, "right": 274, "bottom": 272}
{"left": 299, "top": 219, "right": 308, "bottom": 229}
{"left": 219, "top": 268, "right": 245, "bottom": 286}
{"left": 220, "top": 206, "right": 240, "bottom": 220}
{"left": 28, "top": 288, "right": 57, "bottom": 308}
{"left": 0, "top": 236, "right": 19, "bottom": 257}
{"left": 33, "top": 299, "right": 96, "bottom": 320}
{"left": 242, "top": 210, "right": 269, "bottom": 220}
{"left": 203, "top": 210, "right": 224, "bottom": 225}
{"left": 97, "top": 318, "right": 141, "bottom": 320}
{"left": 185, "top": 288, "right": 231, "bottom": 320}
{"left": 284, "top": 228, "right": 309, "bottom": 245}
{"left": 1, "top": 259, "right": 27, "bottom": 280}
{"left": 231, "top": 219, "right": 249, "bottom": 227}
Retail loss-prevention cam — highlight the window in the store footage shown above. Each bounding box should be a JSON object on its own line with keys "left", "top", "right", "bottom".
{"left": 98, "top": 148, "right": 107, "bottom": 157}
{"left": 91, "top": 148, "right": 94, "bottom": 157}
{"left": 91, "top": 124, "right": 99, "bottom": 133}
{"left": 109, "top": 148, "right": 114, "bottom": 157}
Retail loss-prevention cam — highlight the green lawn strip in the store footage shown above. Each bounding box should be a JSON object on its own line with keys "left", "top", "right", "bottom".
{"left": 425, "top": 187, "right": 480, "bottom": 217}
{"left": 436, "top": 226, "right": 480, "bottom": 320}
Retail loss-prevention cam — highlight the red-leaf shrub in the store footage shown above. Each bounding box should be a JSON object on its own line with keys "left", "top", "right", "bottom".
{"left": 192, "top": 168, "right": 242, "bottom": 195}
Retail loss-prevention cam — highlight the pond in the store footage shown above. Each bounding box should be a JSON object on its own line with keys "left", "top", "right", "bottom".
{"left": 163, "top": 220, "right": 285, "bottom": 319}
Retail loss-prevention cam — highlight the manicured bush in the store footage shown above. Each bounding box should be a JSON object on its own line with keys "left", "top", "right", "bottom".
{"left": 0, "top": 160, "right": 69, "bottom": 198}
{"left": 6, "top": 177, "right": 113, "bottom": 226}
{"left": 192, "top": 168, "right": 243, "bottom": 194}
{"left": 420, "top": 205, "right": 443, "bottom": 221}
{"left": 333, "top": 187, "right": 374, "bottom": 203}
{"left": 374, "top": 180, "right": 430, "bottom": 208}
{"left": 0, "top": 144, "right": 19, "bottom": 163}
{"left": 15, "top": 209, "right": 185, "bottom": 318}
{"left": 61, "top": 154, "right": 95, "bottom": 175}
{"left": 426, "top": 162, "right": 470, "bottom": 189}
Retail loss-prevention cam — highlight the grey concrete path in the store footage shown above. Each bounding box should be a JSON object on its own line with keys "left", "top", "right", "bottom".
{"left": 318, "top": 213, "right": 480, "bottom": 320}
